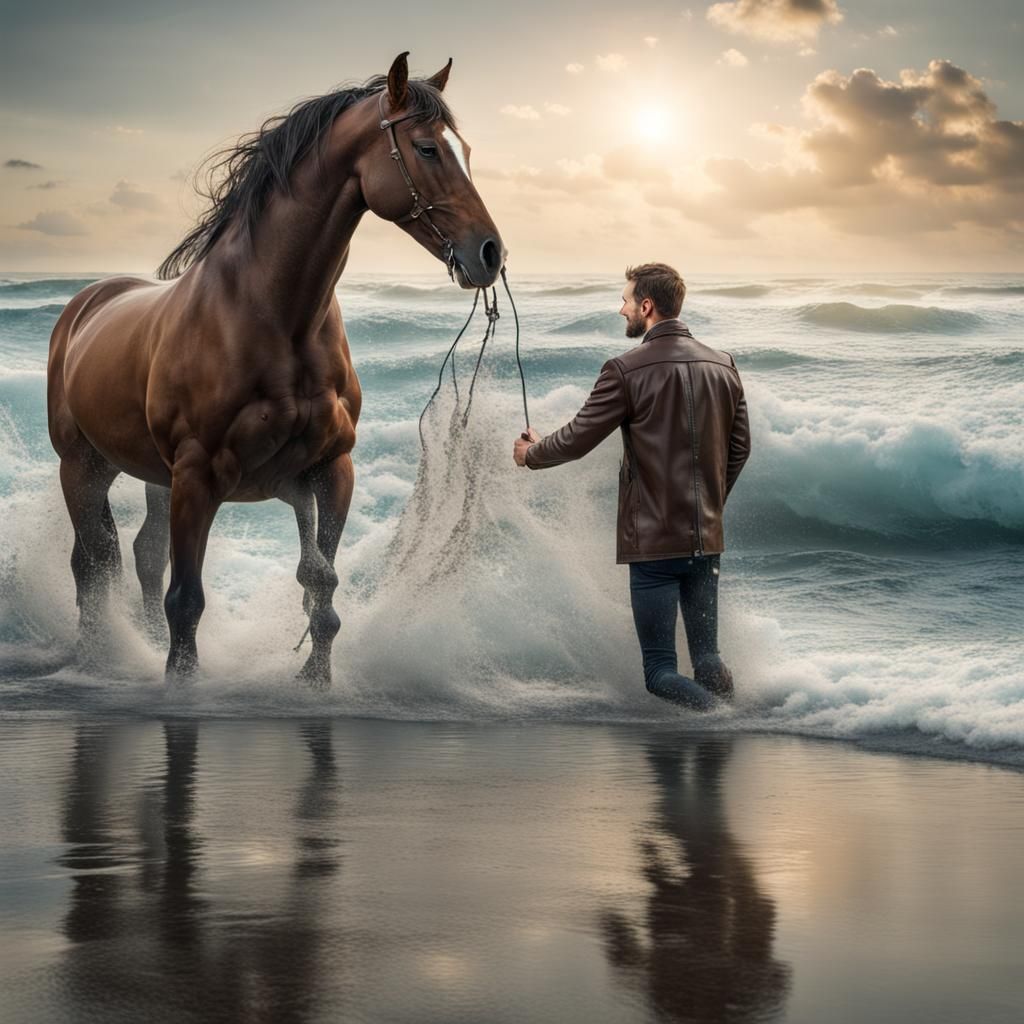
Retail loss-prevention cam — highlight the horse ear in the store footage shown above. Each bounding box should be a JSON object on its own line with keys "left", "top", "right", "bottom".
{"left": 426, "top": 58, "right": 453, "bottom": 92}
{"left": 387, "top": 51, "right": 410, "bottom": 110}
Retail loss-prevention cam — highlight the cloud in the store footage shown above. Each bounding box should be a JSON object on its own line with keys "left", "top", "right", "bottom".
{"left": 110, "top": 125, "right": 144, "bottom": 136}
{"left": 27, "top": 179, "right": 66, "bottom": 190}
{"left": 17, "top": 210, "right": 88, "bottom": 236}
{"left": 651, "top": 59, "right": 1024, "bottom": 239}
{"left": 5, "top": 158, "right": 42, "bottom": 170}
{"left": 596, "top": 53, "right": 628, "bottom": 72}
{"left": 748, "top": 121, "right": 797, "bottom": 140}
{"left": 109, "top": 180, "right": 164, "bottom": 212}
{"left": 878, "top": 25, "right": 898, "bottom": 38}
{"left": 801, "top": 61, "right": 1006, "bottom": 187}
{"left": 602, "top": 147, "right": 672, "bottom": 184}
{"left": 477, "top": 145, "right": 669, "bottom": 196}
{"left": 500, "top": 104, "right": 541, "bottom": 120}
{"left": 555, "top": 154, "right": 604, "bottom": 181}
{"left": 544, "top": 102, "right": 572, "bottom": 117}
{"left": 644, "top": 36, "right": 659, "bottom": 48}
{"left": 707, "top": 0, "right": 843, "bottom": 44}
{"left": 718, "top": 48, "right": 750, "bottom": 67}
{"left": 475, "top": 165, "right": 542, "bottom": 184}
{"left": 566, "top": 62, "right": 584, "bottom": 74}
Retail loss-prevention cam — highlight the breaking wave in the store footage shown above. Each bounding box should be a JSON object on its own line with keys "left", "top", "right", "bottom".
{"left": 798, "top": 302, "right": 984, "bottom": 334}
{"left": 836, "top": 283, "right": 926, "bottom": 299}
{"left": 696, "top": 285, "right": 774, "bottom": 298}
{"left": 0, "top": 305, "right": 66, "bottom": 344}
{"left": 943, "top": 285, "right": 1024, "bottom": 297}
{"left": 0, "top": 277, "right": 99, "bottom": 303}
{"left": 738, "top": 385, "right": 1024, "bottom": 539}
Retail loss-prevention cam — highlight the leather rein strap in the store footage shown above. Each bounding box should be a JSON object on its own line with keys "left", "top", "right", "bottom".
{"left": 378, "top": 93, "right": 457, "bottom": 280}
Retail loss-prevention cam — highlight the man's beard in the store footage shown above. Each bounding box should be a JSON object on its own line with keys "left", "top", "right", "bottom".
{"left": 624, "top": 313, "right": 646, "bottom": 338}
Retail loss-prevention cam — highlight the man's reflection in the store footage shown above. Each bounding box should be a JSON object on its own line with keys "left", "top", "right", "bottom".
{"left": 601, "top": 737, "right": 792, "bottom": 1023}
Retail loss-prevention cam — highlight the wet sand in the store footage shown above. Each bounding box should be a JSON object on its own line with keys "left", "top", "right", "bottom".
{"left": 1, "top": 719, "right": 1022, "bottom": 1023}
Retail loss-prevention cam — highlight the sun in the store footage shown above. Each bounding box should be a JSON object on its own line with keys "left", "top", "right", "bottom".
{"left": 635, "top": 106, "right": 673, "bottom": 142}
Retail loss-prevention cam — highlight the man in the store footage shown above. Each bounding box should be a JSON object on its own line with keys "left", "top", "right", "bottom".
{"left": 513, "top": 263, "right": 750, "bottom": 710}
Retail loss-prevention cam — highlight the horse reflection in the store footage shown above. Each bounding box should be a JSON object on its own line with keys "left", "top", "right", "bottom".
{"left": 56, "top": 721, "right": 344, "bottom": 1022}
{"left": 601, "top": 737, "right": 792, "bottom": 1023}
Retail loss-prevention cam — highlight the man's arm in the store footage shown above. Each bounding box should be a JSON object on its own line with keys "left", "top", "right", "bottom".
{"left": 522, "top": 359, "right": 629, "bottom": 469}
{"left": 725, "top": 391, "right": 750, "bottom": 497}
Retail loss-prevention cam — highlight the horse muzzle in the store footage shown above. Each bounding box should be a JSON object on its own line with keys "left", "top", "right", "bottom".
{"left": 452, "top": 234, "right": 506, "bottom": 289}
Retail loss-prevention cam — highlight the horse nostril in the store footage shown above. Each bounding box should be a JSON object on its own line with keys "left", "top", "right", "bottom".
{"left": 480, "top": 238, "right": 501, "bottom": 275}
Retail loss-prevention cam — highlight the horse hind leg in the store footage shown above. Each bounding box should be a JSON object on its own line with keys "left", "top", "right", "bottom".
{"left": 58, "top": 438, "right": 122, "bottom": 647}
{"left": 133, "top": 483, "right": 170, "bottom": 642}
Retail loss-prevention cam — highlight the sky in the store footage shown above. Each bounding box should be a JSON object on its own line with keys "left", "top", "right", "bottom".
{"left": 1, "top": 0, "right": 1022, "bottom": 274}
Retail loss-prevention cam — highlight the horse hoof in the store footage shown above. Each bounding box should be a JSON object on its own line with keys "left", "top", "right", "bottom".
{"left": 165, "top": 649, "right": 199, "bottom": 682}
{"left": 296, "top": 658, "right": 331, "bottom": 690}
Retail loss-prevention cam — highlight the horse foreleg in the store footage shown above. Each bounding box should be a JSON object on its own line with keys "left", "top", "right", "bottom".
{"left": 165, "top": 452, "right": 222, "bottom": 680}
{"left": 295, "top": 454, "right": 354, "bottom": 687}
{"left": 59, "top": 438, "right": 122, "bottom": 642}
{"left": 133, "top": 483, "right": 171, "bottom": 642}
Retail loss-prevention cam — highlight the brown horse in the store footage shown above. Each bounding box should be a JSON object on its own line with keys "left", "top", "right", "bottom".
{"left": 46, "top": 53, "right": 505, "bottom": 684}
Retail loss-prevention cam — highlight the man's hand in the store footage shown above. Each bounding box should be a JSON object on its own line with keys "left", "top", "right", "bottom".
{"left": 513, "top": 427, "right": 542, "bottom": 467}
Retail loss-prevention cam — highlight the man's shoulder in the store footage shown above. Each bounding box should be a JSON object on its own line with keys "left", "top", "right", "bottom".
{"left": 615, "top": 331, "right": 736, "bottom": 374}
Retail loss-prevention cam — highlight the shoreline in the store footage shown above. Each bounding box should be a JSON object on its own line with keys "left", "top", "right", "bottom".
{"left": 2, "top": 692, "right": 1023, "bottom": 772}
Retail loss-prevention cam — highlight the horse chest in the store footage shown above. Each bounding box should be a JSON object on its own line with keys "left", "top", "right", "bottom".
{"left": 226, "top": 390, "right": 352, "bottom": 485}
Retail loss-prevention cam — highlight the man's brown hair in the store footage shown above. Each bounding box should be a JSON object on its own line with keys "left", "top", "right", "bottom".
{"left": 625, "top": 263, "right": 686, "bottom": 318}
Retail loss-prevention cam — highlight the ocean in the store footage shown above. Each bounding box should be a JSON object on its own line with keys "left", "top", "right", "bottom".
{"left": 1, "top": 271, "right": 1022, "bottom": 764}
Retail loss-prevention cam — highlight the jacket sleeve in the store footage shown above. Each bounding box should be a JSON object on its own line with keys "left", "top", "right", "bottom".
{"left": 725, "top": 388, "right": 751, "bottom": 498}
{"left": 526, "top": 359, "right": 628, "bottom": 469}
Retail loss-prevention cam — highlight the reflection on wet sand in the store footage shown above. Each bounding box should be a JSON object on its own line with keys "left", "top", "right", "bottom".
{"left": 55, "top": 721, "right": 343, "bottom": 1022}
{"left": 601, "top": 738, "right": 792, "bottom": 1023}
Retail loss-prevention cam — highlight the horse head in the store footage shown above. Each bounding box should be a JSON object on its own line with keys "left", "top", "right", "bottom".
{"left": 355, "top": 53, "right": 507, "bottom": 290}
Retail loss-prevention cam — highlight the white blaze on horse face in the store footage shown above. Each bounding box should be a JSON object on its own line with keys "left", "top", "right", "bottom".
{"left": 442, "top": 127, "right": 472, "bottom": 182}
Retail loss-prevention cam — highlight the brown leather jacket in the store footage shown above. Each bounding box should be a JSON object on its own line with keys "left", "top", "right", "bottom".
{"left": 525, "top": 318, "right": 750, "bottom": 562}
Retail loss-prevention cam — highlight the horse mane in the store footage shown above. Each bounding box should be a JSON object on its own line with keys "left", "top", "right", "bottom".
{"left": 156, "top": 75, "right": 456, "bottom": 280}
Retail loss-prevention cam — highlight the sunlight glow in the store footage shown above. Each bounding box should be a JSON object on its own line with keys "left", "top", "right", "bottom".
{"left": 635, "top": 106, "right": 674, "bottom": 142}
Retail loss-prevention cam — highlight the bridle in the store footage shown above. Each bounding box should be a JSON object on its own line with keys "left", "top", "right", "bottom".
{"left": 378, "top": 93, "right": 458, "bottom": 281}
{"left": 376, "top": 95, "right": 532, "bottom": 449}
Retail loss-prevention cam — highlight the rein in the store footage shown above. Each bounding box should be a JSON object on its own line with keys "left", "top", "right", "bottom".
{"left": 418, "top": 267, "right": 531, "bottom": 450}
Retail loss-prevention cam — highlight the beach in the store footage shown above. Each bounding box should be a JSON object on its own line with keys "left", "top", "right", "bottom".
{"left": 1, "top": 718, "right": 1022, "bottom": 1023}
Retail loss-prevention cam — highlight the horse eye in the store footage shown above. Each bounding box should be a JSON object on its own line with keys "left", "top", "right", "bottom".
{"left": 414, "top": 143, "right": 439, "bottom": 159}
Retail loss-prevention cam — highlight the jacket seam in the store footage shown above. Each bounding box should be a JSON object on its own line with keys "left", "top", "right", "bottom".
{"left": 619, "top": 358, "right": 740, "bottom": 376}
{"left": 609, "top": 358, "right": 632, "bottom": 420}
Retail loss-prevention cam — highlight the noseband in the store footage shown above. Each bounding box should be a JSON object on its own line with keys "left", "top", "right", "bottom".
{"left": 378, "top": 93, "right": 457, "bottom": 280}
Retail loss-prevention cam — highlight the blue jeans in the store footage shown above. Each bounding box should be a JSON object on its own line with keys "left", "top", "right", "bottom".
{"left": 629, "top": 555, "right": 726, "bottom": 710}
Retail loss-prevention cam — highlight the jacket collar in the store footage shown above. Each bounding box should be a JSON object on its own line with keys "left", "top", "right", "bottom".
{"left": 642, "top": 318, "right": 693, "bottom": 344}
